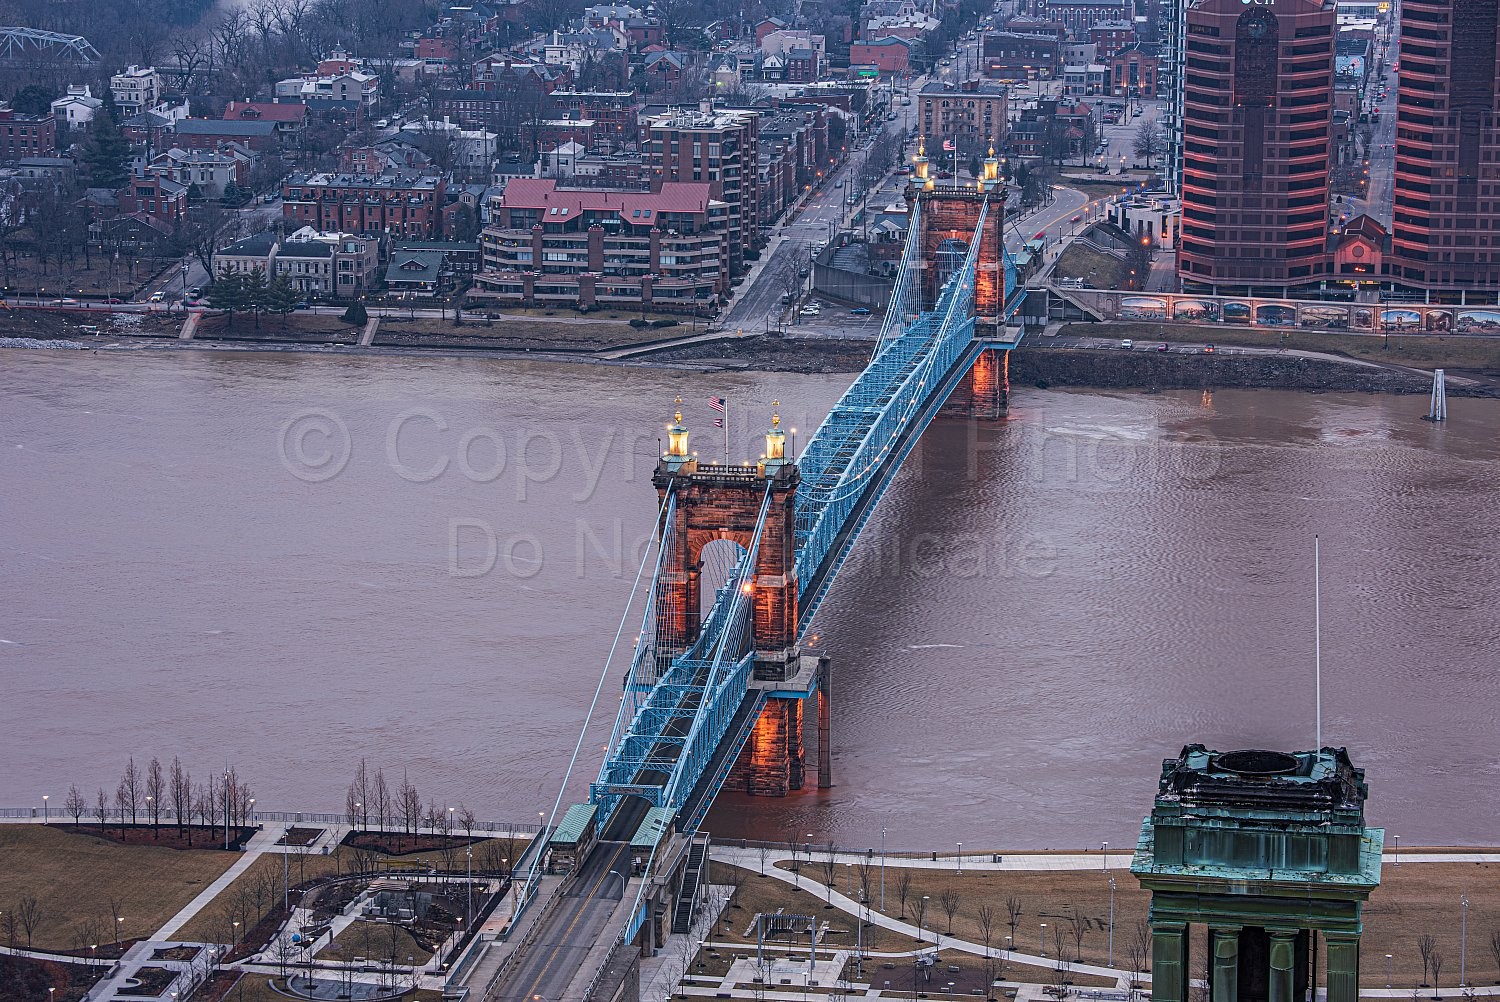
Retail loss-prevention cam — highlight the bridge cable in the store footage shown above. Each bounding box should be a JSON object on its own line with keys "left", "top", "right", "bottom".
{"left": 518, "top": 486, "right": 673, "bottom": 910}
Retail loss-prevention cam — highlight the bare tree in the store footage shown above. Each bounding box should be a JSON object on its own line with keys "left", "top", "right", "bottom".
{"left": 1127, "top": 936, "right": 1147, "bottom": 989}
{"left": 373, "top": 768, "right": 391, "bottom": 833}
{"left": 114, "top": 782, "right": 129, "bottom": 836}
{"left": 16, "top": 896, "right": 40, "bottom": 948}
{"left": 65, "top": 784, "right": 87, "bottom": 827}
{"left": 978, "top": 902, "right": 996, "bottom": 964}
{"left": 1420, "top": 935, "right": 1437, "bottom": 987}
{"left": 146, "top": 757, "right": 164, "bottom": 836}
{"left": 941, "top": 887, "right": 961, "bottom": 935}
{"left": 1131, "top": 121, "right": 1166, "bottom": 170}
{"left": 896, "top": 870, "right": 913, "bottom": 919}
{"left": 855, "top": 864, "right": 873, "bottom": 928}
{"left": 398, "top": 773, "right": 420, "bottom": 841}
{"left": 1490, "top": 929, "right": 1500, "bottom": 983}
{"left": 459, "top": 804, "right": 476, "bottom": 841}
{"left": 757, "top": 842, "right": 770, "bottom": 876}
{"left": 122, "top": 756, "right": 142, "bottom": 826}
{"left": 820, "top": 844, "right": 838, "bottom": 903}
{"left": 1431, "top": 951, "right": 1445, "bottom": 999}
{"left": 1006, "top": 896, "right": 1023, "bottom": 947}
{"left": 1068, "top": 908, "right": 1088, "bottom": 966}
{"left": 913, "top": 895, "right": 928, "bottom": 943}
{"left": 94, "top": 787, "right": 108, "bottom": 829}
{"left": 346, "top": 784, "right": 362, "bottom": 830}
{"left": 354, "top": 759, "right": 370, "bottom": 830}
{"left": 170, "top": 758, "right": 189, "bottom": 837}
{"left": 1, "top": 910, "right": 17, "bottom": 951}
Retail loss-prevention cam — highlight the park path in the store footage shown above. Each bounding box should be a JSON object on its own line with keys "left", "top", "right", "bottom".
{"left": 151, "top": 827, "right": 283, "bottom": 941}
{"left": 710, "top": 846, "right": 1133, "bottom": 987}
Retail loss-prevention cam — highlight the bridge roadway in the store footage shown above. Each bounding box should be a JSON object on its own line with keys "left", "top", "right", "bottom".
{"left": 492, "top": 837, "right": 633, "bottom": 1002}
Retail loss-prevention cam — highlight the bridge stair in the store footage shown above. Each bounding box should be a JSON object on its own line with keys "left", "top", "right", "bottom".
{"left": 671, "top": 833, "right": 711, "bottom": 934}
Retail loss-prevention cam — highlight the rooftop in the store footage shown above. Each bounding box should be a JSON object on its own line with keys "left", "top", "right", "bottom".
{"left": 291, "top": 171, "right": 442, "bottom": 190}
{"left": 499, "top": 177, "right": 720, "bottom": 221}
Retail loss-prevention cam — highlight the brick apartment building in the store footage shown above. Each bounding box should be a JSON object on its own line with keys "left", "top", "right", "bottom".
{"left": 282, "top": 171, "right": 447, "bottom": 238}
{"left": 0, "top": 108, "right": 57, "bottom": 160}
{"left": 472, "top": 178, "right": 729, "bottom": 311}
{"left": 642, "top": 105, "right": 760, "bottom": 275}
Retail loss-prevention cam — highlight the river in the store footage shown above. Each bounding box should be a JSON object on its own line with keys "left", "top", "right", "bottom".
{"left": 3, "top": 347, "right": 1497, "bottom": 849}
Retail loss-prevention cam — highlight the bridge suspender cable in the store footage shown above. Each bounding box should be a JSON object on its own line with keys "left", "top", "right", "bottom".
{"left": 518, "top": 487, "right": 673, "bottom": 912}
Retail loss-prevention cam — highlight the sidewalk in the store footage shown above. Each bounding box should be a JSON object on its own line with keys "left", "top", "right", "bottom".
{"left": 152, "top": 827, "right": 284, "bottom": 941}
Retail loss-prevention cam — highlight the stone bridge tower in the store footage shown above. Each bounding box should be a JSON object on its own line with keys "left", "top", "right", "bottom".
{"left": 651, "top": 408, "right": 825, "bottom": 798}
{"left": 909, "top": 168, "right": 1012, "bottom": 420}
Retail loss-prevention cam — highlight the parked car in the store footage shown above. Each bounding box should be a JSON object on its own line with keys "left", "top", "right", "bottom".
{"left": 1070, "top": 214, "right": 1081, "bottom": 222}
{"left": 1157, "top": 342, "right": 1169, "bottom": 352}
{"left": 1120, "top": 338, "right": 1134, "bottom": 349}
{"left": 850, "top": 307, "right": 871, "bottom": 315}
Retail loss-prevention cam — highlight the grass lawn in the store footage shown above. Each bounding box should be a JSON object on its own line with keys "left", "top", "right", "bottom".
{"left": 175, "top": 837, "right": 526, "bottom": 948}
{"left": 0, "top": 825, "right": 237, "bottom": 952}
{"left": 325, "top": 920, "right": 432, "bottom": 967}
{"left": 1060, "top": 322, "right": 1500, "bottom": 374}
{"left": 765, "top": 860, "right": 1500, "bottom": 989}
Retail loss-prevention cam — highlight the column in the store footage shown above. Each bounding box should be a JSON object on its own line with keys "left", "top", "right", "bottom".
{"left": 1210, "top": 928, "right": 1240, "bottom": 1002}
{"left": 1324, "top": 935, "right": 1360, "bottom": 1002}
{"left": 1151, "top": 921, "right": 1188, "bottom": 1002}
{"left": 1268, "top": 931, "right": 1297, "bottom": 1002}
{"left": 816, "top": 659, "right": 832, "bottom": 789}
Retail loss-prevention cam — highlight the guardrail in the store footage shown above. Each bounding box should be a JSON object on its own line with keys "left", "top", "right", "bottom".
{"left": 0, "top": 807, "right": 542, "bottom": 835}
{"left": 479, "top": 875, "right": 571, "bottom": 1002}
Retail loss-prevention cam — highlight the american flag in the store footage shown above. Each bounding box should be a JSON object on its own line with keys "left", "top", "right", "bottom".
{"left": 714, "top": 418, "right": 724, "bottom": 428}
{"left": 708, "top": 396, "right": 726, "bottom": 412}
{"left": 942, "top": 139, "right": 955, "bottom": 152}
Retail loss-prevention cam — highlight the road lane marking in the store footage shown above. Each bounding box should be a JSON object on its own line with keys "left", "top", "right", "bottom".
{"left": 518, "top": 840, "right": 632, "bottom": 1001}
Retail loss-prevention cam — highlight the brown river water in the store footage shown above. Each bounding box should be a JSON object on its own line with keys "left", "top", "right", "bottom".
{"left": 3, "top": 348, "right": 1498, "bottom": 849}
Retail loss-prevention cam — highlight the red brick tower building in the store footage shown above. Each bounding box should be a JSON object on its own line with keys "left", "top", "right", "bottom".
{"left": 1177, "top": 0, "right": 1337, "bottom": 295}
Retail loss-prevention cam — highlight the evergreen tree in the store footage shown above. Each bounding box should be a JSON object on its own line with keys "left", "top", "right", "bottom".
{"left": 207, "top": 268, "right": 246, "bottom": 324}
{"left": 186, "top": 182, "right": 203, "bottom": 202}
{"left": 240, "top": 264, "right": 268, "bottom": 328}
{"left": 263, "top": 274, "right": 299, "bottom": 328}
{"left": 221, "top": 181, "right": 242, "bottom": 206}
{"left": 13, "top": 85, "right": 57, "bottom": 116}
{"left": 100, "top": 88, "right": 121, "bottom": 125}
{"left": 78, "top": 115, "right": 131, "bottom": 190}
{"left": 341, "top": 301, "right": 368, "bottom": 326}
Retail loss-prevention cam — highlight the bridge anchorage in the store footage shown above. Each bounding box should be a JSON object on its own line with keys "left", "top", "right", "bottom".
{"left": 492, "top": 180, "right": 1028, "bottom": 994}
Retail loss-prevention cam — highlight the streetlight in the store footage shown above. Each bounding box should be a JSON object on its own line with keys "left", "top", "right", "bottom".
{"left": 880, "top": 827, "right": 887, "bottom": 912}
{"left": 42, "top": 795, "right": 48, "bottom": 824}
{"left": 116, "top": 916, "right": 124, "bottom": 946}
{"left": 1040, "top": 923, "right": 1047, "bottom": 958}
{"left": 1386, "top": 954, "right": 1393, "bottom": 988}
{"left": 1102, "top": 841, "right": 1109, "bottom": 871}
{"left": 956, "top": 842, "right": 962, "bottom": 875}
{"left": 1460, "top": 893, "right": 1468, "bottom": 987}
{"left": 232, "top": 920, "right": 240, "bottom": 947}
{"left": 1108, "top": 875, "right": 1116, "bottom": 966}
{"left": 248, "top": 798, "right": 254, "bottom": 823}
{"left": 1394, "top": 834, "right": 1400, "bottom": 867}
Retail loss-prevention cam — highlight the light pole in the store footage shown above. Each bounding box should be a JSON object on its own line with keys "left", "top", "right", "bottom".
{"left": 116, "top": 916, "right": 124, "bottom": 946}
{"left": 232, "top": 920, "right": 240, "bottom": 947}
{"left": 881, "top": 827, "right": 887, "bottom": 912}
{"left": 1460, "top": 893, "right": 1467, "bottom": 987}
{"left": 1394, "top": 834, "right": 1400, "bottom": 867}
{"left": 956, "top": 843, "right": 962, "bottom": 875}
{"left": 1108, "top": 875, "right": 1116, "bottom": 966}
{"left": 1386, "top": 954, "right": 1393, "bottom": 989}
{"left": 223, "top": 771, "right": 231, "bottom": 850}
{"left": 1040, "top": 923, "right": 1047, "bottom": 959}
{"left": 42, "top": 794, "right": 48, "bottom": 824}
{"left": 1102, "top": 841, "right": 1109, "bottom": 871}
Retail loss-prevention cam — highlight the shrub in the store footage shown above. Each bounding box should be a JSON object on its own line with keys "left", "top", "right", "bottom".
{"left": 651, "top": 319, "right": 679, "bottom": 328}
{"left": 341, "top": 303, "right": 368, "bottom": 326}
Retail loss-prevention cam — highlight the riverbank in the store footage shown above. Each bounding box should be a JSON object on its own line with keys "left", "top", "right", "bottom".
{"left": 1012, "top": 345, "right": 1500, "bottom": 397}
{"left": 6, "top": 307, "right": 1500, "bottom": 394}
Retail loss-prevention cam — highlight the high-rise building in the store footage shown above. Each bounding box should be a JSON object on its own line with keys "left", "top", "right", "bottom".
{"left": 1388, "top": 0, "right": 1500, "bottom": 302}
{"left": 642, "top": 105, "right": 759, "bottom": 276}
{"left": 1177, "top": 0, "right": 1337, "bottom": 295}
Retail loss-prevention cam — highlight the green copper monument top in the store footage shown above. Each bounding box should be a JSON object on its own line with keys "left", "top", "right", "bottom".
{"left": 1132, "top": 744, "right": 1383, "bottom": 891}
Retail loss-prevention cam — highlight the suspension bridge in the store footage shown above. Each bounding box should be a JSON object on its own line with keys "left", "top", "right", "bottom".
{"left": 474, "top": 174, "right": 1025, "bottom": 1002}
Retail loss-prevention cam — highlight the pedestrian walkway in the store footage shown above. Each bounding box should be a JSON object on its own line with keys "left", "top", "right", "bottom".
{"left": 152, "top": 827, "right": 283, "bottom": 941}
{"left": 710, "top": 847, "right": 1132, "bottom": 987}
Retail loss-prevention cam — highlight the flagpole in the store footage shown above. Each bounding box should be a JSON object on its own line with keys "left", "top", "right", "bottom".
{"left": 724, "top": 398, "right": 730, "bottom": 463}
